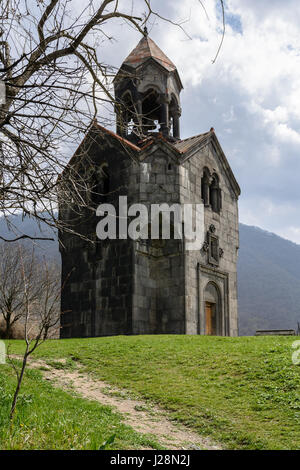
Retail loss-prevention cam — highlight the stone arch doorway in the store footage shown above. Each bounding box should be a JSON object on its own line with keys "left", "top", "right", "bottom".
{"left": 204, "top": 282, "right": 222, "bottom": 335}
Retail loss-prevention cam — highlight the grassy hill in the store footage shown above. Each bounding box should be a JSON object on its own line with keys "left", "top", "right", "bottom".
{"left": 2, "top": 335, "right": 299, "bottom": 450}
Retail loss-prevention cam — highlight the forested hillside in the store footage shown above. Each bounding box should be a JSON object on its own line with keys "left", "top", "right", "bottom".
{"left": 238, "top": 224, "right": 300, "bottom": 335}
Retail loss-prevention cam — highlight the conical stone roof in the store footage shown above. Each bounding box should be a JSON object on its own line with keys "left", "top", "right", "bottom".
{"left": 122, "top": 35, "right": 176, "bottom": 72}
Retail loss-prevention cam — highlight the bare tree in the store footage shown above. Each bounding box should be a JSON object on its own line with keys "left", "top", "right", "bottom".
{"left": 0, "top": 242, "right": 32, "bottom": 338}
{"left": 7, "top": 249, "right": 61, "bottom": 420}
{"left": 0, "top": 242, "right": 61, "bottom": 339}
{"left": 0, "top": 1, "right": 174, "bottom": 241}
{"left": 0, "top": 1, "right": 225, "bottom": 243}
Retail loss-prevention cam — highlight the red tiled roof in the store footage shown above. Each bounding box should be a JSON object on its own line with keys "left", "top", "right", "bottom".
{"left": 173, "top": 131, "right": 212, "bottom": 154}
{"left": 61, "top": 121, "right": 141, "bottom": 173}
{"left": 122, "top": 35, "right": 176, "bottom": 72}
{"left": 94, "top": 122, "right": 141, "bottom": 151}
{"left": 68, "top": 121, "right": 213, "bottom": 168}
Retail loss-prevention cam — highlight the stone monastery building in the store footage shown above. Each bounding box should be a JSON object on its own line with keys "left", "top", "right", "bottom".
{"left": 59, "top": 31, "right": 240, "bottom": 338}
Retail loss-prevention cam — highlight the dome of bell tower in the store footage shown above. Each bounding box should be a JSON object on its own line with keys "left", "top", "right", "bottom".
{"left": 113, "top": 30, "right": 183, "bottom": 141}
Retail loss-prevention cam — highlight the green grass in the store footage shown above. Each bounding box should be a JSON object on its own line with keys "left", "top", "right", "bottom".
{"left": 0, "top": 363, "right": 162, "bottom": 450}
{"left": 4, "top": 335, "right": 300, "bottom": 450}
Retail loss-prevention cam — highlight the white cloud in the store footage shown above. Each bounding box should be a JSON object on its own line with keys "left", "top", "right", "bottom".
{"left": 239, "top": 197, "right": 300, "bottom": 243}
{"left": 158, "top": 0, "right": 300, "bottom": 243}
{"left": 75, "top": 0, "right": 300, "bottom": 244}
{"left": 278, "top": 226, "right": 300, "bottom": 244}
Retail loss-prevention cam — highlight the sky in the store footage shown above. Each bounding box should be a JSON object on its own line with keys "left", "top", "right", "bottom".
{"left": 81, "top": 0, "right": 300, "bottom": 243}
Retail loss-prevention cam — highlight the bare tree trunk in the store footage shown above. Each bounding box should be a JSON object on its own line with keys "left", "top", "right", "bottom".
{"left": 8, "top": 248, "right": 62, "bottom": 420}
{"left": 0, "top": 243, "right": 29, "bottom": 339}
{"left": 4, "top": 311, "right": 12, "bottom": 339}
{"left": 4, "top": 323, "right": 11, "bottom": 339}
{"left": 10, "top": 348, "right": 29, "bottom": 420}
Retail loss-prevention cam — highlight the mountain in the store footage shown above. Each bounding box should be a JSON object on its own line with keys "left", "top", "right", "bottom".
{"left": 1, "top": 215, "right": 299, "bottom": 336}
{"left": 0, "top": 214, "right": 60, "bottom": 262}
{"left": 238, "top": 223, "right": 300, "bottom": 335}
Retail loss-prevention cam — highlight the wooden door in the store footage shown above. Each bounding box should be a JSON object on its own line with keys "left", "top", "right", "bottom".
{"left": 205, "top": 302, "right": 215, "bottom": 335}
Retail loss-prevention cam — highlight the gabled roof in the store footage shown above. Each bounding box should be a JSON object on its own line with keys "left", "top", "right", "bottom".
{"left": 173, "top": 132, "right": 211, "bottom": 153}
{"left": 62, "top": 121, "right": 240, "bottom": 198}
{"left": 174, "top": 129, "right": 240, "bottom": 197}
{"left": 60, "top": 121, "right": 141, "bottom": 174}
{"left": 122, "top": 35, "right": 176, "bottom": 72}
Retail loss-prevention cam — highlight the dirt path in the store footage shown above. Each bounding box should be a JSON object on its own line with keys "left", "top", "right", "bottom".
{"left": 22, "top": 357, "right": 222, "bottom": 450}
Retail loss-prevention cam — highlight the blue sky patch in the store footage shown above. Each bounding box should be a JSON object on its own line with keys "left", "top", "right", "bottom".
{"left": 226, "top": 12, "right": 243, "bottom": 34}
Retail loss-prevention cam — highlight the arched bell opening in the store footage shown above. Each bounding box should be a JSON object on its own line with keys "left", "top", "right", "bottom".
{"left": 113, "top": 33, "right": 183, "bottom": 140}
{"left": 116, "top": 91, "right": 140, "bottom": 138}
{"left": 141, "top": 88, "right": 162, "bottom": 134}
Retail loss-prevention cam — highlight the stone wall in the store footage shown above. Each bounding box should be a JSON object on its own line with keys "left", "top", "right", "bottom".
{"left": 59, "top": 131, "right": 239, "bottom": 338}
{"left": 179, "top": 141, "right": 239, "bottom": 336}
{"left": 60, "top": 131, "right": 135, "bottom": 338}
{"left": 131, "top": 146, "right": 185, "bottom": 334}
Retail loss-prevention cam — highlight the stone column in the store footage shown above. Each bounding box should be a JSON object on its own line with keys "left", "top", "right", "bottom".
{"left": 115, "top": 101, "right": 126, "bottom": 137}
{"left": 202, "top": 176, "right": 210, "bottom": 206}
{"left": 159, "top": 96, "right": 170, "bottom": 137}
{"left": 173, "top": 110, "right": 181, "bottom": 139}
{"left": 136, "top": 98, "right": 143, "bottom": 135}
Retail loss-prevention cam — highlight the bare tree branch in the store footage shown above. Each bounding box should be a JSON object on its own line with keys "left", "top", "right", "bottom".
{"left": 212, "top": 0, "right": 225, "bottom": 64}
{"left": 0, "top": 0, "right": 223, "bottom": 242}
{"left": 0, "top": 234, "right": 54, "bottom": 242}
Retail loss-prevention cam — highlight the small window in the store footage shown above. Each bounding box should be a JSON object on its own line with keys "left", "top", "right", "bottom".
{"left": 90, "top": 163, "right": 110, "bottom": 206}
{"left": 210, "top": 174, "right": 221, "bottom": 213}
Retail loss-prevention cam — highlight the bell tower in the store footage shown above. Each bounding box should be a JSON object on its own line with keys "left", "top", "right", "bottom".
{"left": 59, "top": 26, "right": 240, "bottom": 339}
{"left": 113, "top": 28, "right": 183, "bottom": 141}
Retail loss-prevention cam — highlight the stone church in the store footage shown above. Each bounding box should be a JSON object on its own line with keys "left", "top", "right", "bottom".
{"left": 59, "top": 31, "right": 240, "bottom": 338}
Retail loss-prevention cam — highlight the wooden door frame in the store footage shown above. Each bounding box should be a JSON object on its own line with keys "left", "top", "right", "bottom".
{"left": 205, "top": 301, "right": 216, "bottom": 335}
{"left": 197, "top": 265, "right": 229, "bottom": 336}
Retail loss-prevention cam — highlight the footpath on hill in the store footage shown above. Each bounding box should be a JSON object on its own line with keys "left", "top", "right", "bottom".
{"left": 17, "top": 356, "right": 222, "bottom": 450}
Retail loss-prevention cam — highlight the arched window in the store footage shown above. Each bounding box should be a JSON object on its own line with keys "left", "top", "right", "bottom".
{"left": 90, "top": 163, "right": 110, "bottom": 206}
{"left": 201, "top": 168, "right": 210, "bottom": 206}
{"left": 210, "top": 173, "right": 221, "bottom": 213}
